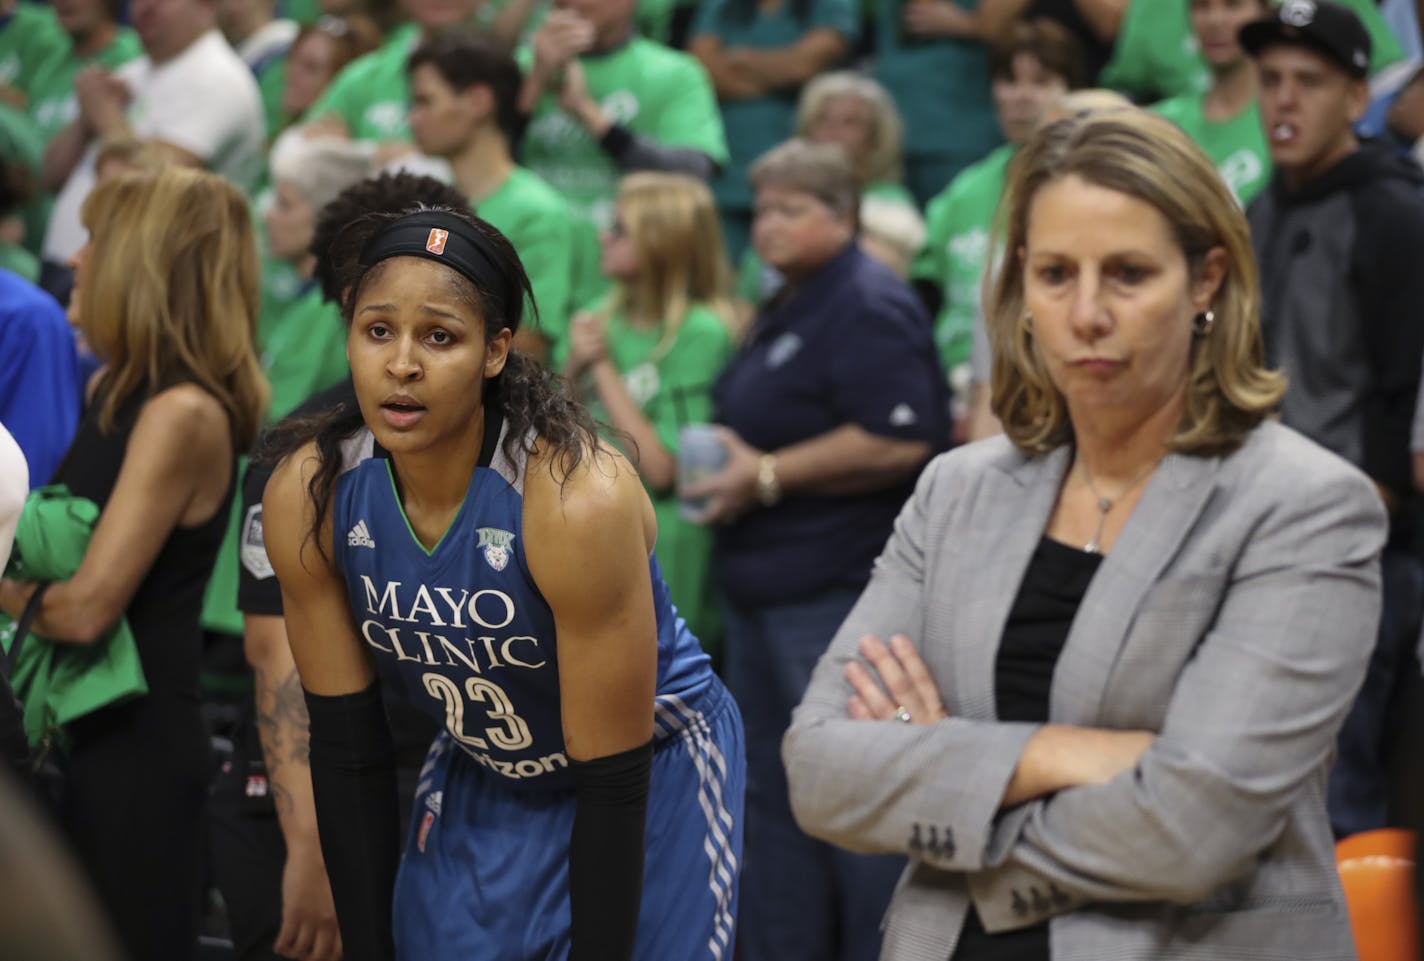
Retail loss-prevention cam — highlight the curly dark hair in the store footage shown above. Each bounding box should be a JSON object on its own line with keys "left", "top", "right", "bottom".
{"left": 266, "top": 201, "right": 600, "bottom": 558}
{"left": 308, "top": 170, "right": 470, "bottom": 307}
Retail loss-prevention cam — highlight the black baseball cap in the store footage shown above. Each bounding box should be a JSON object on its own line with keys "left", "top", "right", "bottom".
{"left": 1240, "top": 0, "right": 1371, "bottom": 79}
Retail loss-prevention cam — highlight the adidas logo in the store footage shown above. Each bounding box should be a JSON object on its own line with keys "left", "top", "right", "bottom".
{"left": 347, "top": 520, "right": 376, "bottom": 549}
{"left": 889, "top": 403, "right": 918, "bottom": 427}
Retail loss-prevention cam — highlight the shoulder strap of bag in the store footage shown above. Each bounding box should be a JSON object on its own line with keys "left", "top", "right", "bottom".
{"left": 3, "top": 583, "right": 52, "bottom": 678}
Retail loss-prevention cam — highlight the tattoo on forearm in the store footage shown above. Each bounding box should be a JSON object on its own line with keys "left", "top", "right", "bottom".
{"left": 273, "top": 669, "right": 312, "bottom": 766}
{"left": 255, "top": 666, "right": 286, "bottom": 763}
{"left": 271, "top": 779, "right": 294, "bottom": 817}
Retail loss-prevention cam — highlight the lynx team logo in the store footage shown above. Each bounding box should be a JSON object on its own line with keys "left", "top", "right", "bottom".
{"left": 477, "top": 527, "right": 516, "bottom": 571}
{"left": 426, "top": 227, "right": 449, "bottom": 255}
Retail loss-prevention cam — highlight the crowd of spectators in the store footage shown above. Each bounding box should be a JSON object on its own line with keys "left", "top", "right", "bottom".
{"left": 2, "top": 0, "right": 1424, "bottom": 957}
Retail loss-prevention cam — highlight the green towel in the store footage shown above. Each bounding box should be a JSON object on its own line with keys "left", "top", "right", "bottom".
{"left": 0, "top": 485, "right": 147, "bottom": 747}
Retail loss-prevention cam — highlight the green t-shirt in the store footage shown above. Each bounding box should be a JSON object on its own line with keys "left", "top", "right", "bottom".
{"left": 305, "top": 21, "right": 421, "bottom": 141}
{"left": 1152, "top": 93, "right": 1272, "bottom": 206}
{"left": 911, "top": 142, "right": 1011, "bottom": 376}
{"left": 0, "top": 241, "right": 37, "bottom": 281}
{"left": 871, "top": 0, "right": 1000, "bottom": 163}
{"left": 578, "top": 303, "right": 734, "bottom": 653}
{"left": 477, "top": 165, "right": 580, "bottom": 352}
{"left": 260, "top": 280, "right": 349, "bottom": 422}
{"left": 259, "top": 54, "right": 289, "bottom": 142}
{"left": 519, "top": 36, "right": 728, "bottom": 233}
{"left": 257, "top": 251, "right": 305, "bottom": 348}
{"left": 0, "top": 2, "right": 67, "bottom": 101}
{"left": 24, "top": 29, "right": 143, "bottom": 253}
{"left": 1103, "top": 0, "right": 1405, "bottom": 103}
{"left": 691, "top": 0, "right": 859, "bottom": 213}
{"left": 1099, "top": 0, "right": 1208, "bottom": 102}
{"left": 26, "top": 28, "right": 143, "bottom": 144}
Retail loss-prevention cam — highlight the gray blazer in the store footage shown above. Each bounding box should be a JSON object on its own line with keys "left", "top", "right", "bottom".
{"left": 783, "top": 421, "right": 1386, "bottom": 961}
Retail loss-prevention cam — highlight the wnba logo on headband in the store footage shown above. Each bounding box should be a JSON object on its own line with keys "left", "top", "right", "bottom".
{"left": 359, "top": 209, "right": 518, "bottom": 319}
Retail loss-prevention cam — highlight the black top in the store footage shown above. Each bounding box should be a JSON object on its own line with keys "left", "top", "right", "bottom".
{"left": 51, "top": 383, "right": 235, "bottom": 709}
{"left": 951, "top": 537, "right": 1102, "bottom": 961}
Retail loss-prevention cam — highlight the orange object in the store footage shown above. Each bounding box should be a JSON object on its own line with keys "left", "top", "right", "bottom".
{"left": 1336, "top": 828, "right": 1419, "bottom": 961}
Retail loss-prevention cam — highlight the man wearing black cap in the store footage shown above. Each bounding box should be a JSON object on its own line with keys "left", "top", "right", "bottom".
{"left": 1243, "top": 0, "right": 1424, "bottom": 841}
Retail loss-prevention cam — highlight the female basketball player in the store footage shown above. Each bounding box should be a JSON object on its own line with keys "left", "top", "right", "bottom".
{"left": 262, "top": 204, "right": 743, "bottom": 961}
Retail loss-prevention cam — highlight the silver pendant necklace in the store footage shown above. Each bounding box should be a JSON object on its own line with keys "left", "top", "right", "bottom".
{"left": 1079, "top": 458, "right": 1160, "bottom": 554}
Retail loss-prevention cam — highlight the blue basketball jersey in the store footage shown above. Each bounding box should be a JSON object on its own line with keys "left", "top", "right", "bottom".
{"left": 331, "top": 414, "right": 718, "bottom": 792}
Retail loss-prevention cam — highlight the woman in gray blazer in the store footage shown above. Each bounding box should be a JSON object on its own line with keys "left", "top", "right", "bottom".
{"left": 782, "top": 108, "right": 1387, "bottom": 961}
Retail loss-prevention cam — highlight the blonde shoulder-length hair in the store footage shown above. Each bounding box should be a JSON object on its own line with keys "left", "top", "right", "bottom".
{"left": 795, "top": 71, "right": 905, "bottom": 188}
{"left": 988, "top": 108, "right": 1284, "bottom": 456}
{"left": 80, "top": 166, "right": 269, "bottom": 448}
{"left": 602, "top": 172, "right": 736, "bottom": 355}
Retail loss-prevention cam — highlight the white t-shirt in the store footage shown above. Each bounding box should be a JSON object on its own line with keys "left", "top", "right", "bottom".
{"left": 0, "top": 424, "right": 28, "bottom": 573}
{"left": 235, "top": 19, "right": 299, "bottom": 71}
{"left": 43, "top": 29, "right": 265, "bottom": 262}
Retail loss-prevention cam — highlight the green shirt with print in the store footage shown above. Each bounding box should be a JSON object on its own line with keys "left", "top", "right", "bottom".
{"left": 911, "top": 141, "right": 1011, "bottom": 377}
{"left": 0, "top": 2, "right": 67, "bottom": 102}
{"left": 305, "top": 21, "right": 421, "bottom": 141}
{"left": 476, "top": 165, "right": 580, "bottom": 354}
{"left": 1152, "top": 93, "right": 1272, "bottom": 206}
{"left": 519, "top": 37, "right": 728, "bottom": 234}
{"left": 690, "top": 0, "right": 859, "bottom": 214}
{"left": 577, "top": 302, "right": 734, "bottom": 657}
{"left": 1103, "top": 0, "right": 1404, "bottom": 103}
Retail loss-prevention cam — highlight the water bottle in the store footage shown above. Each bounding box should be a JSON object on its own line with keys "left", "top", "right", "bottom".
{"left": 677, "top": 424, "right": 728, "bottom": 521}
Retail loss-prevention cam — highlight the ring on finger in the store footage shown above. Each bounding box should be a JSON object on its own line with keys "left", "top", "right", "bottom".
{"left": 893, "top": 705, "right": 913, "bottom": 724}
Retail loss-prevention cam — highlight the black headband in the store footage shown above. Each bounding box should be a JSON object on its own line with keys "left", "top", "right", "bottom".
{"left": 358, "top": 210, "right": 514, "bottom": 316}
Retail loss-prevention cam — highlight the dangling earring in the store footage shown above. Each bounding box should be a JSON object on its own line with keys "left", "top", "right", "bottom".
{"left": 1022, "top": 310, "right": 1034, "bottom": 332}
{"left": 1193, "top": 309, "right": 1215, "bottom": 336}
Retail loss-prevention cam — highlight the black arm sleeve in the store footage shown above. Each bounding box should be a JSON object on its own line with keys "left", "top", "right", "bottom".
{"left": 304, "top": 682, "right": 400, "bottom": 961}
{"left": 597, "top": 124, "right": 718, "bottom": 179}
{"left": 567, "top": 739, "right": 654, "bottom": 961}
